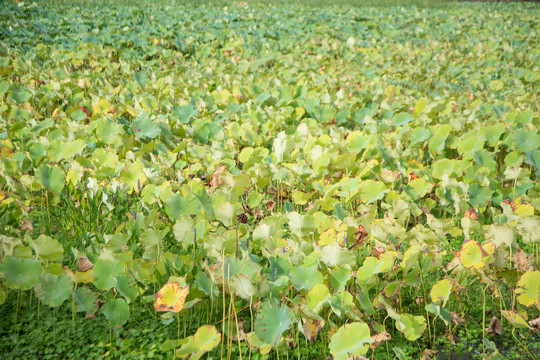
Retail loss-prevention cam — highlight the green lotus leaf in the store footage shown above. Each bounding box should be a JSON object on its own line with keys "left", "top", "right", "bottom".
{"left": 425, "top": 303, "right": 451, "bottom": 326}
{"left": 289, "top": 264, "right": 323, "bottom": 292}
{"left": 409, "top": 128, "right": 431, "bottom": 147}
{"left": 255, "top": 299, "right": 294, "bottom": 346}
{"left": 133, "top": 112, "right": 161, "bottom": 138}
{"left": 177, "top": 104, "right": 197, "bottom": 124}
{"left": 273, "top": 132, "right": 295, "bottom": 163}
{"left": 140, "top": 228, "right": 169, "bottom": 261}
{"left": 74, "top": 287, "right": 98, "bottom": 314}
{"left": 320, "top": 243, "right": 356, "bottom": 268}
{"left": 102, "top": 298, "right": 130, "bottom": 327}
{"left": 119, "top": 169, "right": 145, "bottom": 194}
{"left": 287, "top": 212, "right": 316, "bottom": 238}
{"left": 473, "top": 149, "right": 497, "bottom": 172}
{"left": 513, "top": 128, "right": 539, "bottom": 152}
{"left": 432, "top": 159, "right": 454, "bottom": 180}
{"left": 29, "top": 143, "right": 46, "bottom": 163}
{"left": 306, "top": 283, "right": 330, "bottom": 314}
{"left": 10, "top": 84, "right": 32, "bottom": 103}
{"left": 216, "top": 202, "right": 240, "bottom": 227}
{"left": 95, "top": 119, "right": 123, "bottom": 145}
{"left": 481, "top": 123, "right": 505, "bottom": 147}
{"left": 357, "top": 257, "right": 383, "bottom": 284}
{"left": 515, "top": 271, "right": 540, "bottom": 309}
{"left": 70, "top": 109, "right": 87, "bottom": 122}
{"left": 292, "top": 190, "right": 311, "bottom": 205}
{"left": 405, "top": 178, "right": 433, "bottom": 200}
{"left": 524, "top": 150, "right": 540, "bottom": 178}
{"left": 116, "top": 275, "right": 138, "bottom": 304}
{"left": 34, "top": 273, "right": 73, "bottom": 308}
{"left": 103, "top": 233, "right": 130, "bottom": 253}
{"left": 166, "top": 194, "right": 202, "bottom": 220}
{"left": 62, "top": 139, "right": 86, "bottom": 160}
{"left": 93, "top": 259, "right": 125, "bottom": 290}
{"left": 393, "top": 112, "right": 413, "bottom": 126}
{"left": 35, "top": 164, "right": 65, "bottom": 193}
{"left": 349, "top": 133, "right": 372, "bottom": 152}
{"left": 28, "top": 235, "right": 63, "bottom": 261}
{"left": 230, "top": 274, "right": 255, "bottom": 300}
{"left": 396, "top": 313, "right": 426, "bottom": 341}
{"left": 486, "top": 224, "right": 516, "bottom": 248}
{"left": 457, "top": 135, "right": 484, "bottom": 158}
{"left": 329, "top": 265, "right": 353, "bottom": 293}
{"left": 329, "top": 322, "right": 372, "bottom": 360}
{"left": 0, "top": 256, "right": 42, "bottom": 290}
{"left": 0, "top": 80, "right": 7, "bottom": 94}
{"left": 468, "top": 183, "right": 492, "bottom": 208}
{"left": 359, "top": 180, "right": 388, "bottom": 204}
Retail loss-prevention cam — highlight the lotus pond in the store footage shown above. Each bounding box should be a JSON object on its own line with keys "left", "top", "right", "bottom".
{"left": 0, "top": 0, "right": 539, "bottom": 359}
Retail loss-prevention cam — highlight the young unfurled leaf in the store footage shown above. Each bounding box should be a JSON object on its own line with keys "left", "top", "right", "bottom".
{"left": 153, "top": 281, "right": 189, "bottom": 313}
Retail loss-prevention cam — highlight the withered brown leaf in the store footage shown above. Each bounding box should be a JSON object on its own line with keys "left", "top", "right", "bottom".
{"left": 514, "top": 248, "right": 533, "bottom": 273}
{"left": 370, "top": 331, "right": 391, "bottom": 349}
{"left": 485, "top": 316, "right": 502, "bottom": 336}
{"left": 451, "top": 312, "right": 465, "bottom": 326}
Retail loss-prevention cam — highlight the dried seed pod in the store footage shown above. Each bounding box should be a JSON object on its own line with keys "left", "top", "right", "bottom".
{"left": 21, "top": 219, "right": 34, "bottom": 231}
{"left": 237, "top": 213, "right": 248, "bottom": 224}
{"left": 78, "top": 256, "right": 94, "bottom": 272}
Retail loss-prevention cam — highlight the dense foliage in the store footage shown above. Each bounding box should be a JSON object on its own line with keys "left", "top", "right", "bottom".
{"left": 1, "top": 1, "right": 539, "bottom": 359}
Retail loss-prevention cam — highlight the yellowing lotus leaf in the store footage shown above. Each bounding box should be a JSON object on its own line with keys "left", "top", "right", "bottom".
{"left": 430, "top": 279, "right": 452, "bottom": 305}
{"left": 460, "top": 240, "right": 491, "bottom": 269}
{"left": 515, "top": 271, "right": 540, "bottom": 309}
{"left": 153, "top": 281, "right": 189, "bottom": 313}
